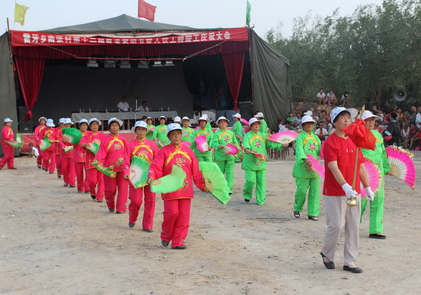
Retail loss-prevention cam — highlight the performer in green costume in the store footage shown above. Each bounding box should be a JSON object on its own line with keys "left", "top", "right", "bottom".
{"left": 231, "top": 113, "right": 244, "bottom": 163}
{"left": 255, "top": 112, "right": 268, "bottom": 136}
{"left": 153, "top": 116, "right": 169, "bottom": 147}
{"left": 145, "top": 117, "right": 155, "bottom": 140}
{"left": 181, "top": 117, "right": 194, "bottom": 143}
{"left": 242, "top": 118, "right": 283, "bottom": 205}
{"left": 360, "top": 110, "right": 390, "bottom": 239}
{"left": 211, "top": 116, "right": 239, "bottom": 194}
{"left": 191, "top": 115, "right": 213, "bottom": 162}
{"left": 292, "top": 115, "right": 322, "bottom": 220}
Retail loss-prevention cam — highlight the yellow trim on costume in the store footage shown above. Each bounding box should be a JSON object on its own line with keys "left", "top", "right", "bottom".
{"left": 164, "top": 146, "right": 192, "bottom": 167}
{"left": 218, "top": 131, "right": 233, "bottom": 140}
{"left": 106, "top": 136, "right": 125, "bottom": 151}
{"left": 132, "top": 139, "right": 153, "bottom": 156}
{"left": 197, "top": 129, "right": 210, "bottom": 136}
{"left": 249, "top": 133, "right": 264, "bottom": 145}
{"left": 303, "top": 134, "right": 319, "bottom": 146}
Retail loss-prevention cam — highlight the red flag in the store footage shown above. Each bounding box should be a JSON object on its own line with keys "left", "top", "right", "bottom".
{"left": 343, "top": 119, "right": 376, "bottom": 150}
{"left": 138, "top": 0, "right": 156, "bottom": 21}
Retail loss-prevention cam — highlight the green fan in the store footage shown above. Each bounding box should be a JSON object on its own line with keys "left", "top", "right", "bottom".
{"left": 86, "top": 142, "right": 100, "bottom": 155}
{"left": 62, "top": 128, "right": 82, "bottom": 145}
{"left": 199, "top": 162, "right": 231, "bottom": 205}
{"left": 63, "top": 145, "right": 74, "bottom": 152}
{"left": 150, "top": 165, "right": 186, "bottom": 193}
{"left": 129, "top": 156, "right": 150, "bottom": 188}
{"left": 6, "top": 133, "right": 23, "bottom": 148}
{"left": 91, "top": 161, "right": 117, "bottom": 178}
{"left": 39, "top": 137, "right": 52, "bottom": 151}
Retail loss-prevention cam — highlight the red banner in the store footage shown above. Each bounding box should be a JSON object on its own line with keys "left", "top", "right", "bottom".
{"left": 10, "top": 27, "right": 249, "bottom": 47}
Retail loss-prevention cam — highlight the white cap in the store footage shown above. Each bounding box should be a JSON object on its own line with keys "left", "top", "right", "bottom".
{"left": 79, "top": 119, "right": 88, "bottom": 125}
{"left": 4, "top": 118, "right": 13, "bottom": 123}
{"left": 249, "top": 117, "right": 261, "bottom": 126}
{"left": 88, "top": 118, "right": 102, "bottom": 126}
{"left": 232, "top": 113, "right": 241, "bottom": 119}
{"left": 59, "top": 118, "right": 65, "bottom": 124}
{"left": 198, "top": 116, "right": 208, "bottom": 122}
{"left": 46, "top": 119, "right": 55, "bottom": 127}
{"left": 159, "top": 115, "right": 166, "bottom": 120}
{"left": 146, "top": 116, "right": 153, "bottom": 120}
{"left": 304, "top": 110, "right": 313, "bottom": 116}
{"left": 255, "top": 112, "right": 264, "bottom": 118}
{"left": 167, "top": 123, "right": 182, "bottom": 135}
{"left": 38, "top": 116, "right": 47, "bottom": 122}
{"left": 181, "top": 116, "right": 190, "bottom": 121}
{"left": 301, "top": 115, "right": 316, "bottom": 125}
{"left": 63, "top": 118, "right": 72, "bottom": 125}
{"left": 108, "top": 117, "right": 123, "bottom": 127}
{"left": 216, "top": 116, "right": 229, "bottom": 124}
{"left": 202, "top": 114, "right": 209, "bottom": 119}
{"left": 330, "top": 107, "right": 350, "bottom": 123}
{"left": 362, "top": 110, "right": 379, "bottom": 121}
{"left": 173, "top": 116, "right": 181, "bottom": 123}
{"left": 133, "top": 120, "right": 148, "bottom": 130}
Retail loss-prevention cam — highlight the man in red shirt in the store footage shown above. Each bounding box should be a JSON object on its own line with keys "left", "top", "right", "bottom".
{"left": 320, "top": 107, "right": 374, "bottom": 274}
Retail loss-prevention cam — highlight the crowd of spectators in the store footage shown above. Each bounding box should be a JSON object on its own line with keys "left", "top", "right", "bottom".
{"left": 277, "top": 105, "right": 421, "bottom": 151}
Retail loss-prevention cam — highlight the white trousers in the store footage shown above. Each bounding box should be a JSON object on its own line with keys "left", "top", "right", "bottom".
{"left": 321, "top": 195, "right": 361, "bottom": 267}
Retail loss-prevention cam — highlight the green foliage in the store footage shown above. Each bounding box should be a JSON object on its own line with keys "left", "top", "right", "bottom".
{"left": 267, "top": 0, "right": 421, "bottom": 110}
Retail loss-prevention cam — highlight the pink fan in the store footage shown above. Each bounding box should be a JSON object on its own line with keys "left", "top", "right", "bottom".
{"left": 195, "top": 135, "right": 209, "bottom": 153}
{"left": 235, "top": 133, "right": 243, "bottom": 141}
{"left": 240, "top": 118, "right": 249, "bottom": 125}
{"left": 386, "top": 146, "right": 416, "bottom": 188}
{"left": 268, "top": 130, "right": 299, "bottom": 144}
{"left": 319, "top": 141, "right": 325, "bottom": 159}
{"left": 306, "top": 155, "right": 325, "bottom": 178}
{"left": 360, "top": 159, "right": 380, "bottom": 197}
{"left": 223, "top": 144, "right": 238, "bottom": 155}
{"left": 250, "top": 150, "right": 266, "bottom": 161}
{"left": 181, "top": 141, "right": 190, "bottom": 148}
{"left": 153, "top": 138, "right": 164, "bottom": 148}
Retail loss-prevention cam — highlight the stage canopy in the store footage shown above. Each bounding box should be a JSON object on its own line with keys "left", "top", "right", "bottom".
{"left": 1, "top": 14, "right": 289, "bottom": 131}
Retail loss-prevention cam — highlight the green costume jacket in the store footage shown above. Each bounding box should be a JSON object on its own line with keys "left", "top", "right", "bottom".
{"left": 191, "top": 127, "right": 213, "bottom": 158}
{"left": 153, "top": 124, "right": 169, "bottom": 147}
{"left": 146, "top": 124, "right": 155, "bottom": 140}
{"left": 362, "top": 130, "right": 390, "bottom": 175}
{"left": 232, "top": 121, "right": 244, "bottom": 142}
{"left": 259, "top": 119, "right": 268, "bottom": 136}
{"left": 241, "top": 131, "right": 281, "bottom": 171}
{"left": 211, "top": 129, "right": 239, "bottom": 161}
{"left": 292, "top": 131, "right": 321, "bottom": 178}
{"left": 182, "top": 127, "right": 194, "bottom": 143}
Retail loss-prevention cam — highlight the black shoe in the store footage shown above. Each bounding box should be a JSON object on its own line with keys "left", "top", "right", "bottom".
{"left": 128, "top": 222, "right": 135, "bottom": 228}
{"left": 244, "top": 199, "right": 250, "bottom": 203}
{"left": 69, "top": 185, "right": 76, "bottom": 188}
{"left": 96, "top": 200, "right": 103, "bottom": 203}
{"left": 109, "top": 209, "right": 115, "bottom": 213}
{"left": 308, "top": 216, "right": 319, "bottom": 221}
{"left": 37, "top": 165, "right": 41, "bottom": 169}
{"left": 172, "top": 245, "right": 187, "bottom": 250}
{"left": 320, "top": 252, "right": 335, "bottom": 269}
{"left": 143, "top": 229, "right": 153, "bottom": 233}
{"left": 116, "top": 211, "right": 125, "bottom": 214}
{"left": 369, "top": 234, "right": 386, "bottom": 239}
{"left": 49, "top": 172, "right": 53, "bottom": 174}
{"left": 293, "top": 211, "right": 300, "bottom": 218}
{"left": 161, "top": 240, "right": 169, "bottom": 247}
{"left": 57, "top": 174, "right": 62, "bottom": 179}
{"left": 91, "top": 194, "right": 96, "bottom": 200}
{"left": 64, "top": 184, "right": 68, "bottom": 187}
{"left": 343, "top": 265, "right": 363, "bottom": 273}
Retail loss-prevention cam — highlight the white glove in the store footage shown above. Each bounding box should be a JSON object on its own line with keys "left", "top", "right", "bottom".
{"left": 364, "top": 186, "right": 375, "bottom": 201}
{"left": 342, "top": 183, "right": 357, "bottom": 199}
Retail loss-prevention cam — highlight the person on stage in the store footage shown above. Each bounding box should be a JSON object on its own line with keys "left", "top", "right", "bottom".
{"left": 0, "top": 118, "right": 17, "bottom": 170}
{"left": 40, "top": 119, "right": 57, "bottom": 174}
{"left": 34, "top": 116, "right": 47, "bottom": 169}
{"left": 61, "top": 118, "right": 76, "bottom": 188}
{"left": 81, "top": 118, "right": 105, "bottom": 201}
{"left": 320, "top": 107, "right": 374, "bottom": 274}
{"left": 242, "top": 118, "right": 283, "bottom": 205}
{"left": 292, "top": 115, "right": 322, "bottom": 221}
{"left": 191, "top": 115, "right": 213, "bottom": 162}
{"left": 126, "top": 121, "right": 158, "bottom": 231}
{"left": 211, "top": 116, "right": 239, "bottom": 194}
{"left": 95, "top": 118, "right": 129, "bottom": 213}
{"left": 153, "top": 116, "right": 169, "bottom": 148}
{"left": 145, "top": 117, "right": 155, "bottom": 140}
{"left": 360, "top": 110, "right": 390, "bottom": 239}
{"left": 73, "top": 119, "right": 90, "bottom": 193}
{"left": 181, "top": 116, "right": 194, "bottom": 143}
{"left": 148, "top": 123, "right": 207, "bottom": 249}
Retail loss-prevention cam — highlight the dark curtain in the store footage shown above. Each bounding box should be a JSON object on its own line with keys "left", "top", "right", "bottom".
{"left": 15, "top": 57, "right": 45, "bottom": 120}
{"left": 223, "top": 52, "right": 245, "bottom": 111}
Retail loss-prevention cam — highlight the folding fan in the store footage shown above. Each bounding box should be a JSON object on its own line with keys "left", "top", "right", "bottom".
{"left": 62, "top": 128, "right": 82, "bottom": 145}
{"left": 360, "top": 159, "right": 380, "bottom": 197}
{"left": 235, "top": 133, "right": 243, "bottom": 141}
{"left": 150, "top": 165, "right": 186, "bottom": 193}
{"left": 195, "top": 135, "right": 209, "bottom": 153}
{"left": 6, "top": 134, "right": 23, "bottom": 148}
{"left": 86, "top": 142, "right": 100, "bottom": 155}
{"left": 386, "top": 146, "right": 416, "bottom": 188}
{"left": 63, "top": 145, "right": 74, "bottom": 153}
{"left": 250, "top": 150, "right": 267, "bottom": 161}
{"left": 199, "top": 162, "right": 231, "bottom": 204}
{"left": 306, "top": 155, "right": 325, "bottom": 178}
{"left": 129, "top": 156, "right": 150, "bottom": 188}
{"left": 91, "top": 161, "right": 117, "bottom": 178}
{"left": 181, "top": 141, "right": 191, "bottom": 148}
{"left": 268, "top": 130, "right": 298, "bottom": 144}
{"left": 39, "top": 137, "right": 52, "bottom": 151}
{"left": 240, "top": 118, "right": 249, "bottom": 125}
{"left": 153, "top": 138, "right": 165, "bottom": 148}
{"left": 223, "top": 144, "right": 239, "bottom": 155}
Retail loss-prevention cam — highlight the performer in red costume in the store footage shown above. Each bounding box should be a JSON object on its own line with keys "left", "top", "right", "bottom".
{"left": 54, "top": 118, "right": 65, "bottom": 179}
{"left": 0, "top": 118, "right": 16, "bottom": 170}
{"left": 73, "top": 119, "right": 90, "bottom": 193}
{"left": 126, "top": 121, "right": 159, "bottom": 231}
{"left": 61, "top": 118, "right": 76, "bottom": 187}
{"left": 148, "top": 123, "right": 207, "bottom": 250}
{"left": 95, "top": 118, "right": 129, "bottom": 213}
{"left": 40, "top": 119, "right": 57, "bottom": 174}
{"left": 34, "top": 116, "right": 47, "bottom": 169}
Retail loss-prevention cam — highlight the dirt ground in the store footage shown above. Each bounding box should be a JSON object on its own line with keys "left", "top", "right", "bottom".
{"left": 1, "top": 151, "right": 420, "bottom": 295}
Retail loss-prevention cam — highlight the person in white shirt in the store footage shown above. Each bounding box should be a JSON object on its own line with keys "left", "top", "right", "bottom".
{"left": 416, "top": 106, "right": 421, "bottom": 129}
{"left": 117, "top": 96, "right": 130, "bottom": 112}
{"left": 315, "top": 122, "right": 328, "bottom": 141}
{"left": 137, "top": 101, "right": 150, "bottom": 112}
{"left": 317, "top": 88, "right": 326, "bottom": 105}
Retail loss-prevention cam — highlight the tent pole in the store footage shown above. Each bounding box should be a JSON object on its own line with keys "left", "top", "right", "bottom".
{"left": 248, "top": 28, "right": 255, "bottom": 116}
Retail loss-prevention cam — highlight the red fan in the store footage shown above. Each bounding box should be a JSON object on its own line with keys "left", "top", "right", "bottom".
{"left": 344, "top": 119, "right": 376, "bottom": 150}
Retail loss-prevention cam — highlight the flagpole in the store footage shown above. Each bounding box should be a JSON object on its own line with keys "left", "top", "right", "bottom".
{"left": 14, "top": 0, "right": 16, "bottom": 29}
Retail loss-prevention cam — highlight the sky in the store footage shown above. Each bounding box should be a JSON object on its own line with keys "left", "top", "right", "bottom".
{"left": 1, "top": 0, "right": 385, "bottom": 39}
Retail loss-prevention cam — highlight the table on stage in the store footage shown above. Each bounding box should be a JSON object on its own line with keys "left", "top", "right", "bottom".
{"left": 71, "top": 111, "right": 178, "bottom": 130}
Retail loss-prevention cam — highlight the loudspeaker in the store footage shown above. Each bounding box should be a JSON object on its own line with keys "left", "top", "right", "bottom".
{"left": 238, "top": 101, "right": 253, "bottom": 120}
{"left": 394, "top": 89, "right": 407, "bottom": 102}
{"left": 18, "top": 106, "right": 34, "bottom": 133}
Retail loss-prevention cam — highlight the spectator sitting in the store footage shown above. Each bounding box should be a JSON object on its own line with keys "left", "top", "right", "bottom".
{"left": 137, "top": 101, "right": 150, "bottom": 112}
{"left": 315, "top": 122, "right": 328, "bottom": 141}
{"left": 117, "top": 96, "right": 130, "bottom": 112}
{"left": 317, "top": 88, "right": 326, "bottom": 105}
{"left": 340, "top": 91, "right": 350, "bottom": 107}
{"left": 326, "top": 89, "right": 337, "bottom": 107}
